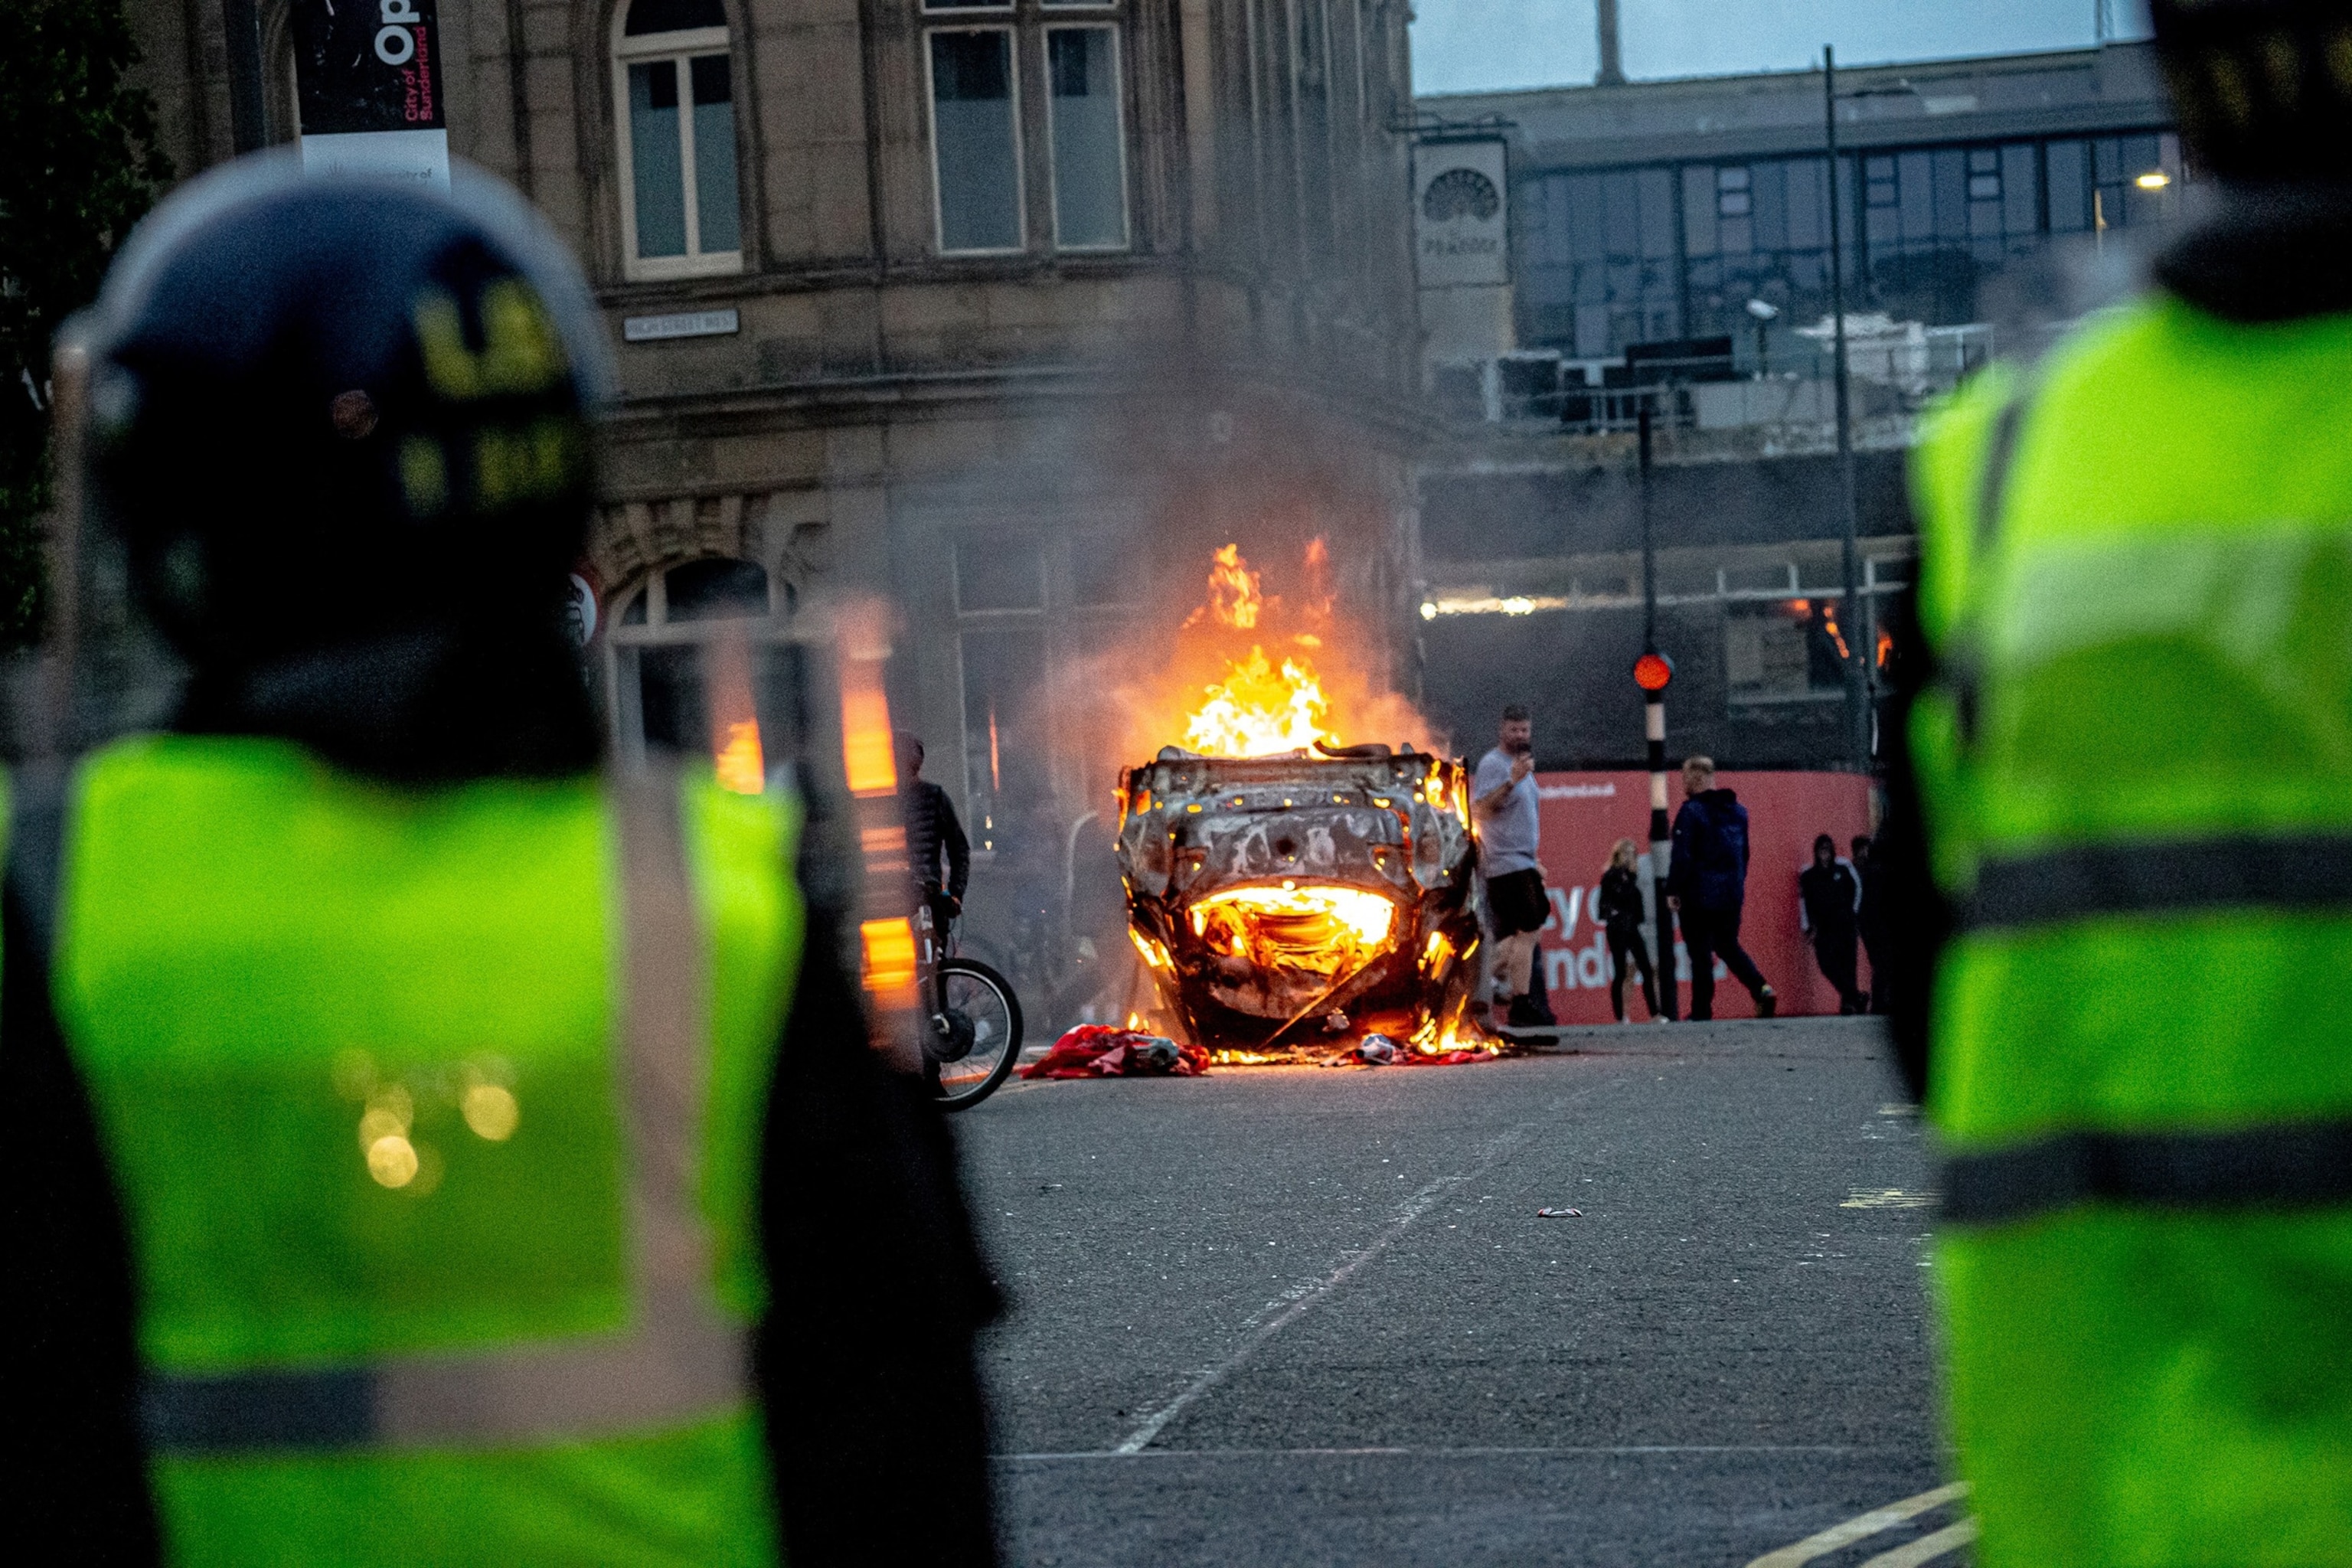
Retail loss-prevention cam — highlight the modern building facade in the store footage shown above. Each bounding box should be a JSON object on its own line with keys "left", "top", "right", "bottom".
{"left": 129, "top": 0, "right": 1427, "bottom": 949}
{"left": 1409, "top": 41, "right": 2180, "bottom": 771}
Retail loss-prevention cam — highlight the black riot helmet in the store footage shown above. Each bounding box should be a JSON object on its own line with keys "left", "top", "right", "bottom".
{"left": 74, "top": 153, "right": 613, "bottom": 781}
{"left": 2149, "top": 0, "right": 2352, "bottom": 185}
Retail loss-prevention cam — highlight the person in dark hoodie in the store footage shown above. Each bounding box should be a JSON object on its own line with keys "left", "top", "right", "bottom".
{"left": 1665, "top": 756, "right": 1776, "bottom": 1021}
{"left": 1798, "top": 833, "right": 1867, "bottom": 1014}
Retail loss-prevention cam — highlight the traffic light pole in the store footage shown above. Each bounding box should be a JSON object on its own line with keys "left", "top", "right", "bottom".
{"left": 1635, "top": 401, "right": 1679, "bottom": 1018}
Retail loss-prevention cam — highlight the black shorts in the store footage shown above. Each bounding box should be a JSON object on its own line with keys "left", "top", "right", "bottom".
{"left": 1487, "top": 867, "right": 1549, "bottom": 937}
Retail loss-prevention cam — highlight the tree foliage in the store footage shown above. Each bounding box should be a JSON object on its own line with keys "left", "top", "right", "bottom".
{"left": 0, "top": 0, "right": 171, "bottom": 648}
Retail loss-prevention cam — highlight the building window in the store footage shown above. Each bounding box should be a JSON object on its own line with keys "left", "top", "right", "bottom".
{"left": 921, "top": 0, "right": 1129, "bottom": 257}
{"left": 1865, "top": 156, "right": 1897, "bottom": 210}
{"left": 606, "top": 556, "right": 799, "bottom": 789}
{"left": 928, "top": 28, "right": 1025, "bottom": 253}
{"left": 1965, "top": 147, "right": 2002, "bottom": 201}
{"left": 1715, "top": 165, "right": 1751, "bottom": 217}
{"left": 612, "top": 0, "right": 743, "bottom": 280}
{"left": 1724, "top": 598, "right": 1850, "bottom": 705}
{"left": 1047, "top": 26, "right": 1129, "bottom": 248}
{"left": 955, "top": 534, "right": 1045, "bottom": 612}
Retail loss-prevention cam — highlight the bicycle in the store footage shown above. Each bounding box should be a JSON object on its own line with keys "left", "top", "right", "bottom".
{"left": 916, "top": 901, "right": 1024, "bottom": 1110}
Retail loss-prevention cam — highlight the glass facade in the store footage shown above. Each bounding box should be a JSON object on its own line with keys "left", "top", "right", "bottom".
{"left": 1519, "top": 131, "right": 2180, "bottom": 356}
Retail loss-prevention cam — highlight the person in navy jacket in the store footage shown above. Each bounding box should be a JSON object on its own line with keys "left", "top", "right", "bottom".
{"left": 1665, "top": 757, "right": 1777, "bottom": 1021}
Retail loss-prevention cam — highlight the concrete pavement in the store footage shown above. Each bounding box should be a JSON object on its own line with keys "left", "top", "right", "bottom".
{"left": 958, "top": 1016, "right": 1966, "bottom": 1566}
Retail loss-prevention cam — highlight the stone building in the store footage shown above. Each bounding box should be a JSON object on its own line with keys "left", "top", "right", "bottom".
{"left": 130, "top": 0, "right": 1428, "bottom": 941}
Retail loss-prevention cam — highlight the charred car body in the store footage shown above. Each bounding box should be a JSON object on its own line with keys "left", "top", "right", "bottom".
{"left": 1116, "top": 745, "right": 1486, "bottom": 1054}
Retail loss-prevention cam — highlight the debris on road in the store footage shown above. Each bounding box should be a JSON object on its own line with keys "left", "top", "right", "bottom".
{"left": 1354, "top": 1034, "right": 1397, "bottom": 1064}
{"left": 1537, "top": 1207, "right": 1584, "bottom": 1218}
{"left": 1020, "top": 1024, "right": 1212, "bottom": 1080}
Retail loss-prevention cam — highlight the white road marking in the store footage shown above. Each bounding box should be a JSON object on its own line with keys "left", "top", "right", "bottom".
{"left": 1841, "top": 1188, "right": 1938, "bottom": 1209}
{"left": 1858, "top": 1517, "right": 1979, "bottom": 1567}
{"left": 1743, "top": 1482, "right": 1969, "bottom": 1567}
{"left": 1000, "top": 1443, "right": 1902, "bottom": 1462}
{"left": 1109, "top": 1123, "right": 1536, "bottom": 1455}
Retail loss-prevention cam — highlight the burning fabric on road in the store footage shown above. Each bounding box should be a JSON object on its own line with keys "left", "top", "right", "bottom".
{"left": 1022, "top": 1025, "right": 1210, "bottom": 1079}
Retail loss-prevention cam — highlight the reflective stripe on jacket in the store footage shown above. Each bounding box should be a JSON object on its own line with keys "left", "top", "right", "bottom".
{"left": 46, "top": 735, "right": 802, "bottom": 1567}
{"left": 1911, "top": 294, "right": 2352, "bottom": 1566}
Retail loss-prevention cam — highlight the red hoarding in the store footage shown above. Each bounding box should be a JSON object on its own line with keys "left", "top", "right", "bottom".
{"left": 1525, "top": 770, "right": 1876, "bottom": 1022}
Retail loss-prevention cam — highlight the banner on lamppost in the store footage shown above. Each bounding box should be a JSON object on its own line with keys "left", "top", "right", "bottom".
{"left": 291, "top": 0, "right": 450, "bottom": 188}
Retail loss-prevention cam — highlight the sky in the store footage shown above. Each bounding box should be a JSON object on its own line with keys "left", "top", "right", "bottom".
{"left": 1410, "top": 0, "right": 2154, "bottom": 97}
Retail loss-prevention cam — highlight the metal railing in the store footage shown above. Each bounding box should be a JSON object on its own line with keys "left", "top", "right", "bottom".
{"left": 1431, "top": 323, "right": 1995, "bottom": 433}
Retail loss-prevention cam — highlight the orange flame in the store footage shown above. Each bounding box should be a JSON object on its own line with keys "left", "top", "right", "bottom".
{"left": 1821, "top": 602, "right": 1851, "bottom": 662}
{"left": 1178, "top": 544, "right": 1338, "bottom": 756}
{"left": 1195, "top": 543, "right": 1263, "bottom": 630}
{"left": 1185, "top": 645, "right": 1331, "bottom": 757}
{"left": 1107, "top": 540, "right": 1436, "bottom": 766}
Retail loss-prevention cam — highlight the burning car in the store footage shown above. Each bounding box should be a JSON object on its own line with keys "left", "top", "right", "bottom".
{"left": 1116, "top": 743, "right": 1486, "bottom": 1056}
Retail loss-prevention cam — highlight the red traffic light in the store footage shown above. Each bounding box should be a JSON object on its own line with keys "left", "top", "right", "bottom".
{"left": 1632, "top": 652, "right": 1674, "bottom": 693}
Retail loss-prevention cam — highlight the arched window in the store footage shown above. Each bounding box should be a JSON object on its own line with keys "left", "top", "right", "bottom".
{"left": 605, "top": 557, "right": 799, "bottom": 791}
{"left": 612, "top": 0, "right": 743, "bottom": 279}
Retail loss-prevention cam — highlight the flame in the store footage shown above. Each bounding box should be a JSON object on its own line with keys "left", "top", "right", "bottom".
{"left": 1185, "top": 645, "right": 1331, "bottom": 757}
{"left": 1821, "top": 602, "right": 1851, "bottom": 661}
{"left": 1129, "top": 927, "right": 1173, "bottom": 970}
{"left": 1190, "top": 885, "right": 1395, "bottom": 975}
{"left": 716, "top": 720, "right": 765, "bottom": 795}
{"left": 1195, "top": 543, "right": 1263, "bottom": 629}
{"left": 1118, "top": 541, "right": 1437, "bottom": 766}
{"left": 1876, "top": 624, "right": 1893, "bottom": 669}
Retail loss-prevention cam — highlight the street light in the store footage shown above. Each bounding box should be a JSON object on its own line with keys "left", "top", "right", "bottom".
{"left": 1745, "top": 297, "right": 1780, "bottom": 379}
{"left": 1822, "top": 46, "right": 1870, "bottom": 774}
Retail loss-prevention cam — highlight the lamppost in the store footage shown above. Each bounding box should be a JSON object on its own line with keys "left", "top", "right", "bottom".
{"left": 1823, "top": 45, "right": 1871, "bottom": 772}
{"left": 1745, "top": 296, "right": 1780, "bottom": 379}
{"left": 220, "top": 0, "right": 268, "bottom": 153}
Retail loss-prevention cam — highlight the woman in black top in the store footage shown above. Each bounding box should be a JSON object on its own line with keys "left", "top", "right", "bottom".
{"left": 1598, "top": 838, "right": 1658, "bottom": 1022}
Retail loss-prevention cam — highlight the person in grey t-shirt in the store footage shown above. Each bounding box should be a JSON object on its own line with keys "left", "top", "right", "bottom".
{"left": 1475, "top": 703, "right": 1550, "bottom": 1029}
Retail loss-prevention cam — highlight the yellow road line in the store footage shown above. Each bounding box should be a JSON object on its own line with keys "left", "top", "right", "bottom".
{"left": 1742, "top": 1481, "right": 1969, "bottom": 1567}
{"left": 1857, "top": 1517, "right": 1979, "bottom": 1567}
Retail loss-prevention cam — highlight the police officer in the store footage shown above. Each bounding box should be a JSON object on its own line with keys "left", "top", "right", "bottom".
{"left": 1897, "top": 2, "right": 2352, "bottom": 1560}
{"left": 0, "top": 158, "right": 996, "bottom": 1566}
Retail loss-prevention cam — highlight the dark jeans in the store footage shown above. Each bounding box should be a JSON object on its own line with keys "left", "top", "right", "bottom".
{"left": 1860, "top": 929, "right": 1888, "bottom": 1014}
{"left": 1681, "top": 904, "right": 1769, "bottom": 1021}
{"left": 1811, "top": 927, "right": 1866, "bottom": 1014}
{"left": 1606, "top": 924, "right": 1656, "bottom": 1021}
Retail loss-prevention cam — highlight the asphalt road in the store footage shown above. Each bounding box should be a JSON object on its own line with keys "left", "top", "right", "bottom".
{"left": 956, "top": 1016, "right": 1967, "bottom": 1568}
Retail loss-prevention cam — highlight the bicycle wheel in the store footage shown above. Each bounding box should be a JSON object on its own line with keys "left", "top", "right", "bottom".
{"left": 930, "top": 958, "right": 1024, "bottom": 1110}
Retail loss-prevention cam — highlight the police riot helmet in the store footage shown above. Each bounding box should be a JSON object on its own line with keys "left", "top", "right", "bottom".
{"left": 2149, "top": 0, "right": 2352, "bottom": 184}
{"left": 72, "top": 153, "right": 612, "bottom": 778}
